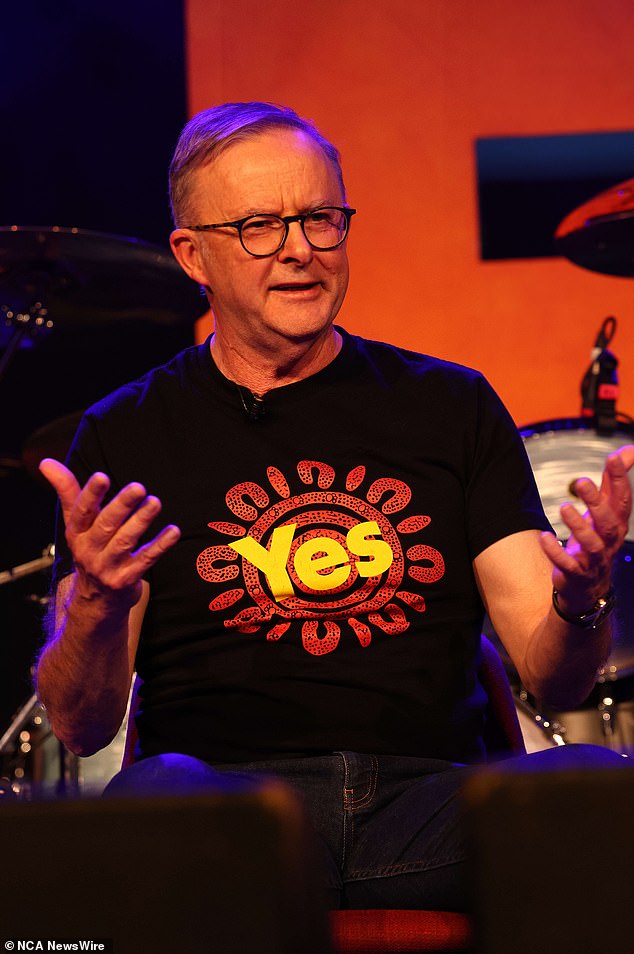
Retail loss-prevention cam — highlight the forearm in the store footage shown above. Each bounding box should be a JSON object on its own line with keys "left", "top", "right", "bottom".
{"left": 475, "top": 530, "right": 615, "bottom": 710}
{"left": 520, "top": 605, "right": 612, "bottom": 709}
{"left": 34, "top": 460, "right": 179, "bottom": 755}
{"left": 36, "top": 577, "right": 136, "bottom": 756}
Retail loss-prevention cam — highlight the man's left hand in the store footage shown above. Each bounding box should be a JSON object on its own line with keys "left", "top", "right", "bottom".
{"left": 540, "top": 444, "right": 634, "bottom": 615}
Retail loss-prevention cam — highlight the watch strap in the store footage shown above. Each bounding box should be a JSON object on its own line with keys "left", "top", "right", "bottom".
{"left": 552, "top": 588, "right": 616, "bottom": 629}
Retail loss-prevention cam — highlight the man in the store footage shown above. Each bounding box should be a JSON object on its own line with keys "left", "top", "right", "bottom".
{"left": 36, "top": 102, "right": 633, "bottom": 910}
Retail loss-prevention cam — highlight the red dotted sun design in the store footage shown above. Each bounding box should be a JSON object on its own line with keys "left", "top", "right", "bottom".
{"left": 196, "top": 460, "right": 445, "bottom": 655}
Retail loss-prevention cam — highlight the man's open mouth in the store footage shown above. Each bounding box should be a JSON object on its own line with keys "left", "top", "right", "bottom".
{"left": 270, "top": 282, "right": 320, "bottom": 291}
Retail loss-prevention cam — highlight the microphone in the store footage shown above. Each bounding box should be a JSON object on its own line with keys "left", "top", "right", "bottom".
{"left": 248, "top": 393, "right": 266, "bottom": 422}
{"left": 580, "top": 316, "right": 618, "bottom": 434}
{"left": 237, "top": 386, "right": 266, "bottom": 422}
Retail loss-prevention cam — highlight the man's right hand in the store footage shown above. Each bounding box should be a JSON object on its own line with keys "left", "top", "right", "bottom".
{"left": 40, "top": 457, "right": 181, "bottom": 611}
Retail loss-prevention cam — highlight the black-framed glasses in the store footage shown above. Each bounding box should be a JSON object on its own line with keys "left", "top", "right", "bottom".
{"left": 184, "top": 206, "right": 356, "bottom": 257}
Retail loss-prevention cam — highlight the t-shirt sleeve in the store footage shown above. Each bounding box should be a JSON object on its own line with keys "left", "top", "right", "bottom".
{"left": 465, "top": 374, "right": 552, "bottom": 558}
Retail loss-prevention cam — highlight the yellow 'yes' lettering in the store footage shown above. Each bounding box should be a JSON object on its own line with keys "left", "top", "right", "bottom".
{"left": 229, "top": 524, "right": 296, "bottom": 600}
{"left": 346, "top": 520, "right": 393, "bottom": 577}
{"left": 229, "top": 520, "right": 394, "bottom": 602}
{"left": 294, "top": 538, "right": 351, "bottom": 591}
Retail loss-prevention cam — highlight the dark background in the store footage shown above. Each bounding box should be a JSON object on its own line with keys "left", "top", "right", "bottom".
{"left": 1, "top": 1, "right": 198, "bottom": 728}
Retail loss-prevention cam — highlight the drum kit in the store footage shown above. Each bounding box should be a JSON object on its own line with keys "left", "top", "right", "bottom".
{"left": 1, "top": 183, "right": 634, "bottom": 795}
{"left": 509, "top": 419, "right": 634, "bottom": 753}
{"left": 494, "top": 177, "right": 634, "bottom": 753}
{"left": 0, "top": 226, "right": 206, "bottom": 797}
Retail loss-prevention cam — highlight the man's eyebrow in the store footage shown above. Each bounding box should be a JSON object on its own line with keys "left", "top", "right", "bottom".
{"left": 304, "top": 200, "right": 339, "bottom": 212}
{"left": 235, "top": 201, "right": 337, "bottom": 217}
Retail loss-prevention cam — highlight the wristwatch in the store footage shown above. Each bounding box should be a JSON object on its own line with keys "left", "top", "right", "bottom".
{"left": 552, "top": 588, "right": 616, "bottom": 630}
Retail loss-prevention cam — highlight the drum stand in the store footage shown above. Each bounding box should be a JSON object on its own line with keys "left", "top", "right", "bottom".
{"left": 0, "top": 692, "right": 79, "bottom": 799}
{"left": 0, "top": 546, "right": 78, "bottom": 799}
{"left": 0, "top": 544, "right": 54, "bottom": 586}
{"left": 0, "top": 546, "right": 74, "bottom": 797}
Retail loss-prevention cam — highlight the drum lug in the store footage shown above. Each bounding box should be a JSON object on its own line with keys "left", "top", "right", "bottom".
{"left": 598, "top": 695, "right": 617, "bottom": 739}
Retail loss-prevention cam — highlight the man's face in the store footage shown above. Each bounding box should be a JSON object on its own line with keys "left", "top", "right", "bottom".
{"left": 171, "top": 127, "right": 350, "bottom": 352}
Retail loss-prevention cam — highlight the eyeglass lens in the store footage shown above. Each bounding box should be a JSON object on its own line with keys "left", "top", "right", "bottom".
{"left": 241, "top": 208, "right": 348, "bottom": 255}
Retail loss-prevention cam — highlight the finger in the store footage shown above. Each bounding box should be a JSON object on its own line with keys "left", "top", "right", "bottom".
{"left": 108, "top": 523, "right": 181, "bottom": 588}
{"left": 540, "top": 530, "right": 565, "bottom": 564}
{"left": 539, "top": 533, "right": 588, "bottom": 601}
{"left": 599, "top": 445, "right": 634, "bottom": 498}
{"left": 100, "top": 494, "right": 163, "bottom": 558}
{"left": 541, "top": 526, "right": 614, "bottom": 615}
{"left": 616, "top": 444, "right": 634, "bottom": 471}
{"left": 40, "top": 458, "right": 111, "bottom": 533}
{"left": 559, "top": 501, "right": 610, "bottom": 563}
{"left": 65, "top": 472, "right": 112, "bottom": 535}
{"left": 39, "top": 458, "right": 82, "bottom": 523}
{"left": 569, "top": 479, "right": 622, "bottom": 551}
{"left": 602, "top": 449, "right": 633, "bottom": 523}
{"left": 540, "top": 530, "right": 608, "bottom": 603}
{"left": 87, "top": 482, "right": 152, "bottom": 548}
{"left": 539, "top": 531, "right": 583, "bottom": 576}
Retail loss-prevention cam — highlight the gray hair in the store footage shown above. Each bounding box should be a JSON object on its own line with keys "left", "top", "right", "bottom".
{"left": 169, "top": 101, "right": 345, "bottom": 226}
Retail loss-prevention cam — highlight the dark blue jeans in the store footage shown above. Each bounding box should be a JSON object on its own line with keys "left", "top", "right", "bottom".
{"left": 104, "top": 745, "right": 626, "bottom": 911}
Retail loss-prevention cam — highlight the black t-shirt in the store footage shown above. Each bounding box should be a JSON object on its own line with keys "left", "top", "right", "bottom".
{"left": 54, "top": 328, "right": 550, "bottom": 764}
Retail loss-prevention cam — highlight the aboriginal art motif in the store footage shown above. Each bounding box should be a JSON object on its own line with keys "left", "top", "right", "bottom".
{"left": 196, "top": 461, "right": 445, "bottom": 655}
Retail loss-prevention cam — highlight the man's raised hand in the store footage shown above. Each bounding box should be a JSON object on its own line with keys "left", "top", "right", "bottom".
{"left": 40, "top": 458, "right": 181, "bottom": 610}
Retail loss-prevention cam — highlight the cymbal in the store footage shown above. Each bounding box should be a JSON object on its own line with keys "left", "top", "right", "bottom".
{"left": 21, "top": 410, "right": 83, "bottom": 480}
{"left": 0, "top": 226, "right": 207, "bottom": 326}
{"left": 555, "top": 178, "right": 634, "bottom": 277}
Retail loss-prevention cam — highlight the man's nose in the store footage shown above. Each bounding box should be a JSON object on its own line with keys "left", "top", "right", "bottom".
{"left": 277, "top": 220, "right": 313, "bottom": 263}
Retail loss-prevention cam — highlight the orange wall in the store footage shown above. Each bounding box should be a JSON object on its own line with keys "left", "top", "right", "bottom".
{"left": 185, "top": 0, "right": 634, "bottom": 428}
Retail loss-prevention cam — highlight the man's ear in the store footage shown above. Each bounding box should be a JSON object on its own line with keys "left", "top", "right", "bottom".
{"left": 170, "top": 229, "right": 210, "bottom": 286}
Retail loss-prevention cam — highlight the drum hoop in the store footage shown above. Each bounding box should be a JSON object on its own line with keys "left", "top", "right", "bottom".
{"left": 520, "top": 416, "right": 634, "bottom": 440}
